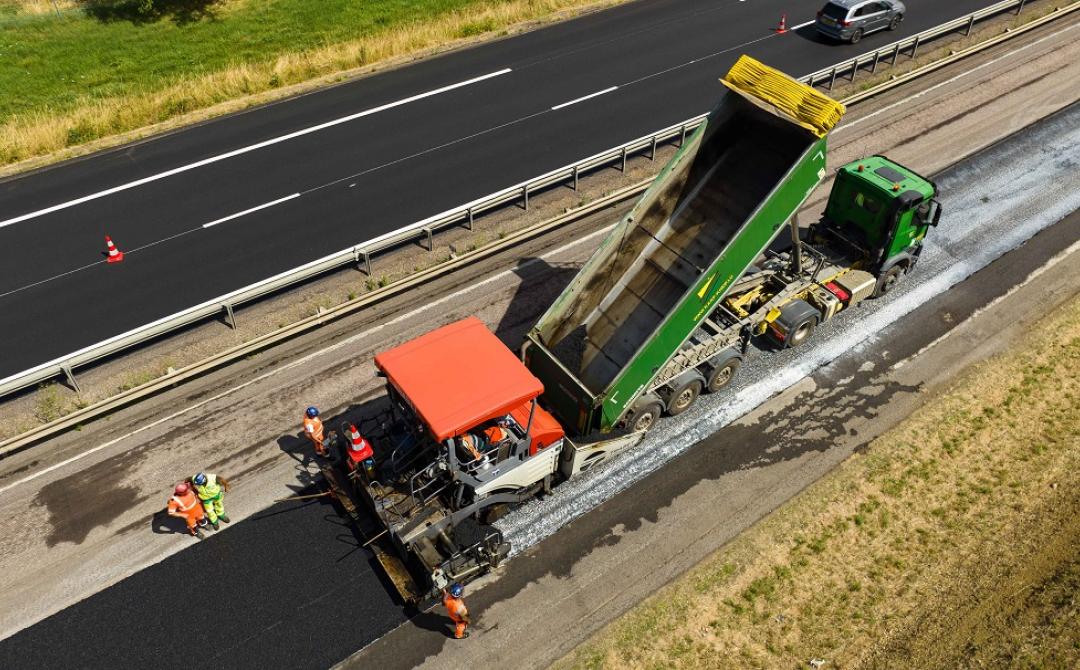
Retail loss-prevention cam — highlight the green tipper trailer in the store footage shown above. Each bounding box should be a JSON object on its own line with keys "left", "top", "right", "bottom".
{"left": 524, "top": 56, "right": 844, "bottom": 436}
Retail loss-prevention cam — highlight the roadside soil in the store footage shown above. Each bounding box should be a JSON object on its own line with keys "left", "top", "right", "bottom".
{"left": 556, "top": 287, "right": 1080, "bottom": 670}
{"left": 0, "top": 11, "right": 1076, "bottom": 650}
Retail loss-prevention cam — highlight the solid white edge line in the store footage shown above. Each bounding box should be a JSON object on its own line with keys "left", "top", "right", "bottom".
{"left": 551, "top": 86, "right": 619, "bottom": 110}
{"left": 835, "top": 22, "right": 1079, "bottom": 133}
{"left": 201, "top": 193, "right": 301, "bottom": 229}
{"left": 0, "top": 68, "right": 513, "bottom": 230}
{"left": 0, "top": 223, "right": 617, "bottom": 495}
{"left": 790, "top": 20, "right": 815, "bottom": 30}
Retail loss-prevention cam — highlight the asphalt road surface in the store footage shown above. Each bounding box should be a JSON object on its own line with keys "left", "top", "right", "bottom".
{"left": 0, "top": 492, "right": 404, "bottom": 670}
{"left": 0, "top": 0, "right": 1002, "bottom": 380}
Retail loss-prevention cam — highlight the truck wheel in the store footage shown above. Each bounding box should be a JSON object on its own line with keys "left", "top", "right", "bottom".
{"left": 626, "top": 395, "right": 663, "bottom": 433}
{"left": 849, "top": 28, "right": 864, "bottom": 44}
{"left": 704, "top": 354, "right": 742, "bottom": 393}
{"left": 665, "top": 379, "right": 702, "bottom": 416}
{"left": 769, "top": 299, "right": 820, "bottom": 349}
{"left": 873, "top": 265, "right": 905, "bottom": 297}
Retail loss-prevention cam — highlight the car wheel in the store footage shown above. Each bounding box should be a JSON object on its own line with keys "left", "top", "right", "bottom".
{"left": 849, "top": 28, "right": 864, "bottom": 44}
{"left": 888, "top": 14, "right": 902, "bottom": 30}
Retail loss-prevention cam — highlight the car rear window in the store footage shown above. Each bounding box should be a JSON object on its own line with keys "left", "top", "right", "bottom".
{"left": 820, "top": 3, "right": 848, "bottom": 19}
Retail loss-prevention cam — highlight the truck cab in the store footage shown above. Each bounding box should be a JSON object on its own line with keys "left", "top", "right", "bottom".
{"left": 814, "top": 155, "right": 940, "bottom": 294}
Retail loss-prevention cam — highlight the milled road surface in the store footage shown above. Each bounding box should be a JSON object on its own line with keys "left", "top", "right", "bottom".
{"left": 0, "top": 18, "right": 1078, "bottom": 670}
{"left": 0, "top": 0, "right": 1007, "bottom": 380}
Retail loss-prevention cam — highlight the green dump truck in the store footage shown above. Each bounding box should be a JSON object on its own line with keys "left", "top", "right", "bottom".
{"left": 324, "top": 56, "right": 941, "bottom": 600}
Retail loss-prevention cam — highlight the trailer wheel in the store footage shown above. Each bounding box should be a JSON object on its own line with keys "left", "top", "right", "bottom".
{"left": 704, "top": 353, "right": 742, "bottom": 393}
{"left": 665, "top": 379, "right": 702, "bottom": 416}
{"left": 873, "top": 264, "right": 905, "bottom": 297}
{"left": 626, "top": 395, "right": 663, "bottom": 433}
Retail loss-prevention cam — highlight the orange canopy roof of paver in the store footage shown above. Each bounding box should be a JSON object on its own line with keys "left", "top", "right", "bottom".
{"left": 374, "top": 316, "right": 545, "bottom": 442}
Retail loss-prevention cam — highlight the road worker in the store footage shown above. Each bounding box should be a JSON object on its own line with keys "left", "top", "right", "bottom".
{"left": 442, "top": 582, "right": 471, "bottom": 639}
{"left": 303, "top": 406, "right": 328, "bottom": 457}
{"left": 167, "top": 482, "right": 207, "bottom": 538}
{"left": 482, "top": 419, "right": 512, "bottom": 449}
{"left": 191, "top": 472, "right": 230, "bottom": 530}
{"left": 458, "top": 433, "right": 484, "bottom": 462}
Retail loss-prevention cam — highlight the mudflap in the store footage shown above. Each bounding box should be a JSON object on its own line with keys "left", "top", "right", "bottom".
{"left": 319, "top": 463, "right": 423, "bottom": 605}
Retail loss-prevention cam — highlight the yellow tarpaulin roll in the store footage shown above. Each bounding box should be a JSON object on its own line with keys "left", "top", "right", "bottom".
{"left": 721, "top": 55, "right": 846, "bottom": 138}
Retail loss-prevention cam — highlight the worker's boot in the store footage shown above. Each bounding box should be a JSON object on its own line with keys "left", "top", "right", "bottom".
{"left": 220, "top": 515, "right": 230, "bottom": 524}
{"left": 194, "top": 528, "right": 205, "bottom": 539}
{"left": 212, "top": 520, "right": 220, "bottom": 530}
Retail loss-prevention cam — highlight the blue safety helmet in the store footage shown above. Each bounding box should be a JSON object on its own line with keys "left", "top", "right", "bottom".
{"left": 306, "top": 406, "right": 319, "bottom": 418}
{"left": 193, "top": 473, "right": 207, "bottom": 486}
{"left": 449, "top": 583, "right": 464, "bottom": 598}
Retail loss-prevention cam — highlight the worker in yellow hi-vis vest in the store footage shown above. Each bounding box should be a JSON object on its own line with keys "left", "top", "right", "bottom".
{"left": 191, "top": 472, "right": 230, "bottom": 530}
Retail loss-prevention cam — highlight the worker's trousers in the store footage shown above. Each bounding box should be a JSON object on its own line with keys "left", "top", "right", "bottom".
{"left": 200, "top": 494, "right": 225, "bottom": 523}
{"left": 452, "top": 619, "right": 467, "bottom": 639}
{"left": 180, "top": 507, "right": 205, "bottom": 532}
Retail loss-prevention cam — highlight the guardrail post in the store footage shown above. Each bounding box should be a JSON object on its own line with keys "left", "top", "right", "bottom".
{"left": 649, "top": 137, "right": 657, "bottom": 161}
{"left": 573, "top": 165, "right": 579, "bottom": 191}
{"left": 620, "top": 147, "right": 627, "bottom": 172}
{"left": 910, "top": 34, "right": 921, "bottom": 59}
{"left": 466, "top": 207, "right": 474, "bottom": 231}
{"left": 61, "top": 364, "right": 82, "bottom": 394}
{"left": 965, "top": 15, "right": 975, "bottom": 35}
{"left": 827, "top": 66, "right": 838, "bottom": 90}
{"left": 891, "top": 42, "right": 901, "bottom": 65}
{"left": 849, "top": 58, "right": 859, "bottom": 82}
{"left": 871, "top": 50, "right": 881, "bottom": 74}
{"left": 522, "top": 185, "right": 529, "bottom": 211}
{"left": 679, "top": 125, "right": 687, "bottom": 146}
{"left": 222, "top": 303, "right": 236, "bottom": 329}
{"left": 354, "top": 249, "right": 372, "bottom": 275}
{"left": 423, "top": 226, "right": 434, "bottom": 250}
{"left": 1016, "top": 0, "right": 1026, "bottom": 15}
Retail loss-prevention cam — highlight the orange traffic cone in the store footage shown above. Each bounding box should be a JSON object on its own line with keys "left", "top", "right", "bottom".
{"left": 775, "top": 13, "right": 788, "bottom": 33}
{"left": 104, "top": 235, "right": 124, "bottom": 264}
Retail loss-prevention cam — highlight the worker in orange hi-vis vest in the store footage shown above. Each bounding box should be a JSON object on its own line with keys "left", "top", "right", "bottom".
{"left": 167, "top": 482, "right": 207, "bottom": 538}
{"left": 443, "top": 582, "right": 471, "bottom": 639}
{"left": 303, "top": 406, "right": 328, "bottom": 457}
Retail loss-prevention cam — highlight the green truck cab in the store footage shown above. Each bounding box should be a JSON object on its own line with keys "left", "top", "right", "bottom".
{"left": 815, "top": 155, "right": 940, "bottom": 295}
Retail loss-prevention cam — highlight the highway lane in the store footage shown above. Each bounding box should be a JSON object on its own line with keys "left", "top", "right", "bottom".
{"left": 0, "top": 0, "right": 1002, "bottom": 379}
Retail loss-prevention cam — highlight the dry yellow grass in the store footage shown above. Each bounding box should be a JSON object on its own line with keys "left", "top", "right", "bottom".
{"left": 555, "top": 295, "right": 1080, "bottom": 669}
{"left": 0, "top": 0, "right": 624, "bottom": 177}
{"left": 2, "top": 1, "right": 78, "bottom": 15}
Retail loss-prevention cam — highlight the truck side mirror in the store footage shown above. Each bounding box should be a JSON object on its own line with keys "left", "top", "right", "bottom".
{"left": 926, "top": 199, "right": 942, "bottom": 227}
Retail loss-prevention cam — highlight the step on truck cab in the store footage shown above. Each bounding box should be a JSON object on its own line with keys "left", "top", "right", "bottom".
{"left": 322, "top": 56, "right": 940, "bottom": 602}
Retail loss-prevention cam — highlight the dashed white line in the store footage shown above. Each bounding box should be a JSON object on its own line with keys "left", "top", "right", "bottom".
{"left": 551, "top": 86, "right": 619, "bottom": 110}
{"left": 201, "top": 193, "right": 301, "bottom": 229}
{"left": 0, "top": 68, "right": 513, "bottom": 230}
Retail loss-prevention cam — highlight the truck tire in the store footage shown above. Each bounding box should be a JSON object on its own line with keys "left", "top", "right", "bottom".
{"left": 873, "top": 264, "right": 905, "bottom": 297}
{"left": 703, "top": 351, "right": 742, "bottom": 393}
{"left": 769, "top": 299, "right": 819, "bottom": 349}
{"left": 626, "top": 394, "right": 663, "bottom": 433}
{"left": 664, "top": 377, "right": 703, "bottom": 416}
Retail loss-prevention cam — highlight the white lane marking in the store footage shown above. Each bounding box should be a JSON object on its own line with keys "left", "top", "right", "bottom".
{"left": 551, "top": 86, "right": 619, "bottom": 111}
{"left": 892, "top": 237, "right": 1080, "bottom": 369}
{"left": 201, "top": 193, "right": 301, "bottom": 229}
{"left": 835, "top": 22, "right": 1078, "bottom": 133}
{"left": 790, "top": 20, "right": 815, "bottom": 30}
{"left": 0, "top": 69, "right": 513, "bottom": 230}
{"left": 0, "top": 223, "right": 615, "bottom": 495}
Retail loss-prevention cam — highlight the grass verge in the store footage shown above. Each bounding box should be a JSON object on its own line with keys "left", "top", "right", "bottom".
{"left": 555, "top": 295, "right": 1080, "bottom": 669}
{"left": 0, "top": 0, "right": 623, "bottom": 175}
